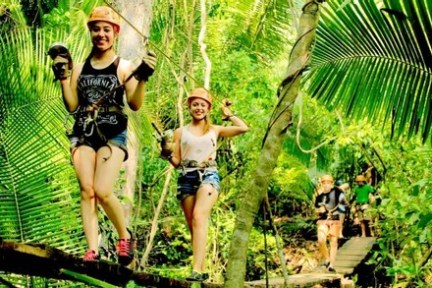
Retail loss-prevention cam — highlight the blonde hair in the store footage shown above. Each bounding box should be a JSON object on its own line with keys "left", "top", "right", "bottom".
{"left": 203, "top": 116, "right": 212, "bottom": 133}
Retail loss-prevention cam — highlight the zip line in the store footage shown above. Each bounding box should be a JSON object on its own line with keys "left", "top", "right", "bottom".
{"left": 103, "top": 0, "right": 200, "bottom": 85}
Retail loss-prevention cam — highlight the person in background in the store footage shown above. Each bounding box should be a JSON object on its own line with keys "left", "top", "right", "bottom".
{"left": 51, "top": 6, "right": 156, "bottom": 265}
{"left": 160, "top": 88, "right": 248, "bottom": 282}
{"left": 314, "top": 175, "right": 347, "bottom": 272}
{"left": 351, "top": 175, "right": 375, "bottom": 237}
{"left": 335, "top": 180, "right": 350, "bottom": 238}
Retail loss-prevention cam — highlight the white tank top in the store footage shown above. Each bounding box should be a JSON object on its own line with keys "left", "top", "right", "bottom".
{"left": 181, "top": 125, "right": 217, "bottom": 166}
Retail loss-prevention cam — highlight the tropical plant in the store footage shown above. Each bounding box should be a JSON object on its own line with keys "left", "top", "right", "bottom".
{"left": 305, "top": 0, "right": 432, "bottom": 144}
{"left": 302, "top": 0, "right": 432, "bottom": 285}
{"left": 225, "top": 0, "right": 321, "bottom": 286}
{"left": 0, "top": 10, "right": 89, "bottom": 288}
{"left": 3, "top": 0, "right": 432, "bottom": 287}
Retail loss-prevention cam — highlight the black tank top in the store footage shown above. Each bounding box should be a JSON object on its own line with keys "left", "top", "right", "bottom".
{"left": 77, "top": 57, "right": 125, "bottom": 108}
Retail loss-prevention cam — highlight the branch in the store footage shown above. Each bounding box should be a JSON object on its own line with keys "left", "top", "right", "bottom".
{"left": 140, "top": 167, "right": 173, "bottom": 269}
{"left": 199, "top": 0, "right": 212, "bottom": 89}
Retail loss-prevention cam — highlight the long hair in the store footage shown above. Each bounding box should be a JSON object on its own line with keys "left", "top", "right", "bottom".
{"left": 203, "top": 115, "right": 212, "bottom": 134}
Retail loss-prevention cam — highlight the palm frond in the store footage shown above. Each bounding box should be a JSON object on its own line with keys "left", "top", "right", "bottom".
{"left": 224, "top": 0, "right": 301, "bottom": 61}
{"left": 305, "top": 0, "right": 432, "bottom": 143}
{"left": 0, "top": 23, "right": 89, "bottom": 249}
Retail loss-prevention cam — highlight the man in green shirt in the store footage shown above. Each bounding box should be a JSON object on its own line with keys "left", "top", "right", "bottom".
{"left": 352, "top": 175, "right": 374, "bottom": 237}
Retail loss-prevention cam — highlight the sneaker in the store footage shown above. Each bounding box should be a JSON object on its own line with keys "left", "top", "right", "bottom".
{"left": 117, "top": 228, "right": 136, "bottom": 265}
{"left": 186, "top": 271, "right": 209, "bottom": 282}
{"left": 83, "top": 249, "right": 100, "bottom": 261}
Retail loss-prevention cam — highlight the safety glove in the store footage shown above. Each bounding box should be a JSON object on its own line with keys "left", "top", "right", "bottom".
{"left": 47, "top": 43, "right": 73, "bottom": 81}
{"left": 52, "top": 56, "right": 71, "bottom": 81}
{"left": 160, "top": 129, "right": 174, "bottom": 159}
{"left": 134, "top": 50, "right": 157, "bottom": 82}
{"left": 221, "top": 99, "right": 234, "bottom": 121}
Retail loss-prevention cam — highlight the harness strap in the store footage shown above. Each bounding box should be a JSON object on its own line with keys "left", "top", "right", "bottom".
{"left": 180, "top": 160, "right": 217, "bottom": 169}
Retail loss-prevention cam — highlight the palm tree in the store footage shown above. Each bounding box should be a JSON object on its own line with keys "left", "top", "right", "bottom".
{"left": 225, "top": 0, "right": 322, "bottom": 286}
{"left": 226, "top": 0, "right": 432, "bottom": 285}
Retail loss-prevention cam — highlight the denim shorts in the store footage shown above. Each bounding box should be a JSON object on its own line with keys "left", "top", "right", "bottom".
{"left": 177, "top": 170, "right": 220, "bottom": 201}
{"left": 70, "top": 130, "right": 128, "bottom": 161}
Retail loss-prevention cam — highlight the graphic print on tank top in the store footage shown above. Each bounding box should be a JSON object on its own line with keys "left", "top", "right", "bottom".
{"left": 78, "top": 74, "right": 120, "bottom": 105}
{"left": 74, "top": 59, "right": 127, "bottom": 136}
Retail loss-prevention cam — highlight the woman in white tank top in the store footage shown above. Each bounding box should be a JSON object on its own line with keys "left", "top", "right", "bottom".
{"left": 165, "top": 87, "right": 248, "bottom": 281}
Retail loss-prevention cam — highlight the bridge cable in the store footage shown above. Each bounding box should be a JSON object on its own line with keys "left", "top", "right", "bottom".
{"left": 103, "top": 0, "right": 200, "bottom": 85}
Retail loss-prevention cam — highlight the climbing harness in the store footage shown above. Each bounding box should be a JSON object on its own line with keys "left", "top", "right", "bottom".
{"left": 180, "top": 160, "right": 217, "bottom": 169}
{"left": 179, "top": 160, "right": 217, "bottom": 183}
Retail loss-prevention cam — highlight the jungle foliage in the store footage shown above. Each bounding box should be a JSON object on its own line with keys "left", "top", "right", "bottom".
{"left": 0, "top": 0, "right": 431, "bottom": 287}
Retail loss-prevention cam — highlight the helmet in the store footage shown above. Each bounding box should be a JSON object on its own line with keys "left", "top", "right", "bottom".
{"left": 355, "top": 175, "right": 366, "bottom": 182}
{"left": 320, "top": 175, "right": 334, "bottom": 183}
{"left": 87, "top": 6, "right": 120, "bottom": 33}
{"left": 187, "top": 88, "right": 212, "bottom": 108}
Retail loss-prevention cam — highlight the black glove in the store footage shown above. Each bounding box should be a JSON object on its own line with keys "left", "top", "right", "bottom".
{"left": 47, "top": 43, "right": 73, "bottom": 81}
{"left": 52, "top": 55, "right": 71, "bottom": 81}
{"left": 134, "top": 51, "right": 157, "bottom": 82}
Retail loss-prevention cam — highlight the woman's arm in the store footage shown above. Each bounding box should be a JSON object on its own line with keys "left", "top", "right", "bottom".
{"left": 121, "top": 60, "right": 146, "bottom": 111}
{"left": 216, "top": 116, "right": 249, "bottom": 138}
{"left": 123, "top": 53, "right": 156, "bottom": 111}
{"left": 59, "top": 63, "right": 82, "bottom": 112}
{"left": 166, "top": 128, "right": 182, "bottom": 167}
{"left": 216, "top": 99, "right": 248, "bottom": 137}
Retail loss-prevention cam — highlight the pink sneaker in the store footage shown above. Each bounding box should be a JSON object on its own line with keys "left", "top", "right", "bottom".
{"left": 116, "top": 229, "right": 136, "bottom": 265}
{"left": 83, "top": 249, "right": 100, "bottom": 261}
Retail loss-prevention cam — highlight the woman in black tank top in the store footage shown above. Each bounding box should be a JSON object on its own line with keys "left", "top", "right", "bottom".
{"left": 53, "top": 6, "right": 156, "bottom": 265}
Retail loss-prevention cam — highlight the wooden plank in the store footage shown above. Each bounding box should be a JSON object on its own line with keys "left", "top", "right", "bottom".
{"left": 0, "top": 239, "right": 219, "bottom": 288}
{"left": 336, "top": 255, "right": 370, "bottom": 261}
{"left": 335, "top": 259, "right": 364, "bottom": 267}
{"left": 334, "top": 237, "right": 376, "bottom": 276}
{"left": 245, "top": 273, "right": 341, "bottom": 288}
{"left": 335, "top": 268, "right": 354, "bottom": 275}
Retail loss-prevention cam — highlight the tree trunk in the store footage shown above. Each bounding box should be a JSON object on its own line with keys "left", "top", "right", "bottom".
{"left": 115, "top": 0, "right": 153, "bottom": 225}
{"left": 224, "top": 1, "right": 322, "bottom": 287}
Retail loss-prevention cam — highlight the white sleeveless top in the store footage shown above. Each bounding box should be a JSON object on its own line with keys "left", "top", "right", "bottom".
{"left": 180, "top": 125, "right": 217, "bottom": 171}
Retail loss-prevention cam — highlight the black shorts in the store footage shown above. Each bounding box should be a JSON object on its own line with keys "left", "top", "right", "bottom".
{"left": 69, "top": 130, "right": 128, "bottom": 161}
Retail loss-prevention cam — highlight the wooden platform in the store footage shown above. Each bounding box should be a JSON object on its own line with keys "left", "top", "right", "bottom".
{"left": 0, "top": 237, "right": 376, "bottom": 287}
{"left": 334, "top": 237, "right": 376, "bottom": 275}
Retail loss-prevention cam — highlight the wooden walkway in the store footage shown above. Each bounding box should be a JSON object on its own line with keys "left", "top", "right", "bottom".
{"left": 0, "top": 237, "right": 376, "bottom": 287}
{"left": 246, "top": 237, "right": 377, "bottom": 287}
{"left": 334, "top": 237, "right": 376, "bottom": 275}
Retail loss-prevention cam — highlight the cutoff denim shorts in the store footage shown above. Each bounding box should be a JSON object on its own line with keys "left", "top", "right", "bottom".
{"left": 70, "top": 129, "right": 128, "bottom": 161}
{"left": 177, "top": 169, "right": 220, "bottom": 201}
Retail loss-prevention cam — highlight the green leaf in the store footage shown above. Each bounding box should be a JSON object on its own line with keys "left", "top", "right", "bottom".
{"left": 418, "top": 213, "right": 432, "bottom": 229}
